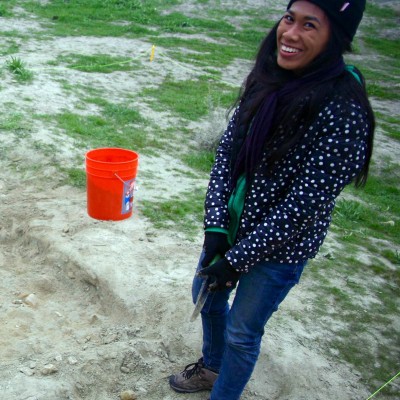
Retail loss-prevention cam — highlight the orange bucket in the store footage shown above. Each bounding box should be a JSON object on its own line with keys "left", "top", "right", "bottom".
{"left": 85, "top": 148, "right": 139, "bottom": 221}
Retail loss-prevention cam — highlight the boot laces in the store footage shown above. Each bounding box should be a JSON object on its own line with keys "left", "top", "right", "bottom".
{"left": 182, "top": 359, "right": 204, "bottom": 380}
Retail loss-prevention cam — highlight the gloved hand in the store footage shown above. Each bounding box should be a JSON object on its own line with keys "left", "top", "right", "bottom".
{"left": 202, "top": 232, "right": 230, "bottom": 268}
{"left": 199, "top": 258, "right": 240, "bottom": 292}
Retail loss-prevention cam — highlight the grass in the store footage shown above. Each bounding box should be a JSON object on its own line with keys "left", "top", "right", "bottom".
{"left": 140, "top": 187, "right": 205, "bottom": 237}
{"left": 53, "top": 110, "right": 148, "bottom": 150}
{"left": 0, "top": 1, "right": 398, "bottom": 398}
{"left": 54, "top": 53, "right": 138, "bottom": 73}
{"left": 5, "top": 56, "right": 34, "bottom": 83}
{"left": 375, "top": 112, "right": 400, "bottom": 141}
{"left": 142, "top": 75, "right": 237, "bottom": 121}
{"left": 0, "top": 41, "right": 20, "bottom": 57}
{"left": 63, "top": 167, "right": 87, "bottom": 188}
{"left": 0, "top": 112, "right": 26, "bottom": 131}
{"left": 0, "top": 1, "right": 16, "bottom": 17}
{"left": 361, "top": 3, "right": 400, "bottom": 103}
{"left": 23, "top": 0, "right": 234, "bottom": 37}
{"left": 304, "top": 255, "right": 400, "bottom": 397}
{"left": 182, "top": 149, "right": 216, "bottom": 174}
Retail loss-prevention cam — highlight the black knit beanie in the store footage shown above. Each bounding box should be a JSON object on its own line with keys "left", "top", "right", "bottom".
{"left": 286, "top": 0, "right": 366, "bottom": 41}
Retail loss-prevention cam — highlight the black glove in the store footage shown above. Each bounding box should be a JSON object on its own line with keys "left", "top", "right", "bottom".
{"left": 202, "top": 232, "right": 230, "bottom": 268}
{"left": 199, "top": 258, "right": 240, "bottom": 292}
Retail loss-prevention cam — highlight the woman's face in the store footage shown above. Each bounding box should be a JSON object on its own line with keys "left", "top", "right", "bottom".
{"left": 276, "top": 1, "right": 331, "bottom": 72}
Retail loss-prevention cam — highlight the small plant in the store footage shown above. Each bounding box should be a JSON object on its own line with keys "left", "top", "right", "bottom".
{"left": 6, "top": 56, "right": 33, "bottom": 83}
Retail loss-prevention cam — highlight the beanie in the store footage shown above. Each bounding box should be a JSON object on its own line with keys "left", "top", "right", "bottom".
{"left": 286, "top": 0, "right": 366, "bottom": 41}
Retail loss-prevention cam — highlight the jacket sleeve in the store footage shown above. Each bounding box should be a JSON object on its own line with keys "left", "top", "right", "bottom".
{"left": 204, "top": 107, "right": 240, "bottom": 231}
{"left": 226, "top": 101, "right": 371, "bottom": 272}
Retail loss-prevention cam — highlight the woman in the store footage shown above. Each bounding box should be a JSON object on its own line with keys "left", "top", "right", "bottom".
{"left": 169, "top": 1, "right": 375, "bottom": 399}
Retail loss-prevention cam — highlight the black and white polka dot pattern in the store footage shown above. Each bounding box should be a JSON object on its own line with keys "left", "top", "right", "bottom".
{"left": 204, "top": 97, "right": 369, "bottom": 273}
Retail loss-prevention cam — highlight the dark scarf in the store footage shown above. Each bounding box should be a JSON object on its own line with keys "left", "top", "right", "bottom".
{"left": 231, "top": 57, "right": 346, "bottom": 188}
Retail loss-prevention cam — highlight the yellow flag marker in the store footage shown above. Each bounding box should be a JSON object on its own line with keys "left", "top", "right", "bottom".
{"left": 150, "top": 45, "right": 156, "bottom": 62}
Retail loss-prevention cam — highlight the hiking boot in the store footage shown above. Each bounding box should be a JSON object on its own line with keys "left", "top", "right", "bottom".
{"left": 169, "top": 358, "right": 218, "bottom": 393}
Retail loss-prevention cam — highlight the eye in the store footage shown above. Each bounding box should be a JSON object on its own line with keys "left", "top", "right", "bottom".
{"left": 282, "top": 13, "right": 294, "bottom": 23}
{"left": 304, "top": 22, "right": 316, "bottom": 29}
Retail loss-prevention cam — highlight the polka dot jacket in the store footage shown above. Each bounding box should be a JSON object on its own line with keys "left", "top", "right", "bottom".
{"left": 204, "top": 96, "right": 370, "bottom": 273}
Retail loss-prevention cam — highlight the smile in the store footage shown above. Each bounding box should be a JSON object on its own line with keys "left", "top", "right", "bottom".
{"left": 281, "top": 44, "right": 301, "bottom": 54}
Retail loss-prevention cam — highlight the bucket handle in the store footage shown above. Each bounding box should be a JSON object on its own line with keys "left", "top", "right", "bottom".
{"left": 114, "top": 172, "right": 138, "bottom": 190}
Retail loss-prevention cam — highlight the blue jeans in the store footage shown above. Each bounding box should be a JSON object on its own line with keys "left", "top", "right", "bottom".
{"left": 192, "top": 252, "right": 306, "bottom": 400}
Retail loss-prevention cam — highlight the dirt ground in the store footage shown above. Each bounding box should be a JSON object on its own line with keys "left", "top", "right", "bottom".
{"left": 0, "top": 2, "right": 398, "bottom": 400}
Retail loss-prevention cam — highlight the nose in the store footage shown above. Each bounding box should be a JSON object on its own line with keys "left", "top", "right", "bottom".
{"left": 282, "top": 23, "right": 300, "bottom": 41}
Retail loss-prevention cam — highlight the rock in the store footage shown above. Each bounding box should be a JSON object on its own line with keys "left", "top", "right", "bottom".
{"left": 90, "top": 314, "right": 99, "bottom": 324}
{"left": 23, "top": 293, "right": 38, "bottom": 307}
{"left": 103, "top": 333, "right": 118, "bottom": 344}
{"left": 68, "top": 356, "right": 78, "bottom": 365}
{"left": 20, "top": 366, "right": 34, "bottom": 376}
{"left": 120, "top": 390, "right": 137, "bottom": 400}
{"left": 41, "top": 364, "right": 58, "bottom": 375}
{"left": 381, "top": 220, "right": 395, "bottom": 226}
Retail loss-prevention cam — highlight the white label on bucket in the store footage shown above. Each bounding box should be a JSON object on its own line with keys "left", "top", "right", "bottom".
{"left": 122, "top": 178, "right": 136, "bottom": 215}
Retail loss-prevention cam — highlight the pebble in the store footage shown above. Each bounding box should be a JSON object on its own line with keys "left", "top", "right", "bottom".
{"left": 68, "top": 356, "right": 78, "bottom": 365}
{"left": 381, "top": 220, "right": 395, "bottom": 226}
{"left": 103, "top": 333, "right": 118, "bottom": 344}
{"left": 120, "top": 390, "right": 137, "bottom": 400}
{"left": 41, "top": 364, "right": 58, "bottom": 375}
{"left": 23, "top": 294, "right": 38, "bottom": 307}
{"left": 90, "top": 314, "right": 99, "bottom": 324}
{"left": 20, "top": 367, "right": 34, "bottom": 376}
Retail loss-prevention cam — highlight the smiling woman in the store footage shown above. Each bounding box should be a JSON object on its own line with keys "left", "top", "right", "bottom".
{"left": 169, "top": 1, "right": 377, "bottom": 399}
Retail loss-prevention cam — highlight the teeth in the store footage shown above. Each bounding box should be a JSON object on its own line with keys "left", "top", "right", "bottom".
{"left": 282, "top": 45, "right": 300, "bottom": 53}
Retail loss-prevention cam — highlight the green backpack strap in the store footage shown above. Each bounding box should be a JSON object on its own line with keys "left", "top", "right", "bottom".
{"left": 345, "top": 64, "right": 363, "bottom": 85}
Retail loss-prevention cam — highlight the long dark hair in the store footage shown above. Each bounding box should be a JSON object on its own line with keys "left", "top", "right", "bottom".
{"left": 232, "top": 18, "right": 375, "bottom": 187}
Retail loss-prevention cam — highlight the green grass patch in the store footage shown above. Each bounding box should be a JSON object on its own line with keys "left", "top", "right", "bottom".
{"left": 156, "top": 36, "right": 257, "bottom": 68}
{"left": 54, "top": 111, "right": 146, "bottom": 149}
{"left": 140, "top": 187, "right": 204, "bottom": 237}
{"left": 379, "top": 120, "right": 400, "bottom": 141}
{"left": 305, "top": 257, "right": 399, "bottom": 398}
{"left": 181, "top": 149, "right": 215, "bottom": 174}
{"left": 332, "top": 196, "right": 399, "bottom": 246}
{"left": 363, "top": 36, "right": 399, "bottom": 60}
{"left": 55, "top": 53, "right": 137, "bottom": 73}
{"left": 143, "top": 75, "right": 237, "bottom": 120}
{"left": 23, "top": 0, "right": 236, "bottom": 38}
{"left": 0, "top": 112, "right": 26, "bottom": 131}
{"left": 23, "top": 0, "right": 155, "bottom": 36}
{"left": 0, "top": 1, "right": 16, "bottom": 17}
{"left": 63, "top": 167, "right": 86, "bottom": 188}
{"left": 367, "top": 82, "right": 399, "bottom": 101}
{"left": 356, "top": 2, "right": 400, "bottom": 105}
{"left": 0, "top": 41, "right": 20, "bottom": 56}
{"left": 49, "top": 97, "right": 168, "bottom": 153}
{"left": 366, "top": 2, "right": 398, "bottom": 19}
